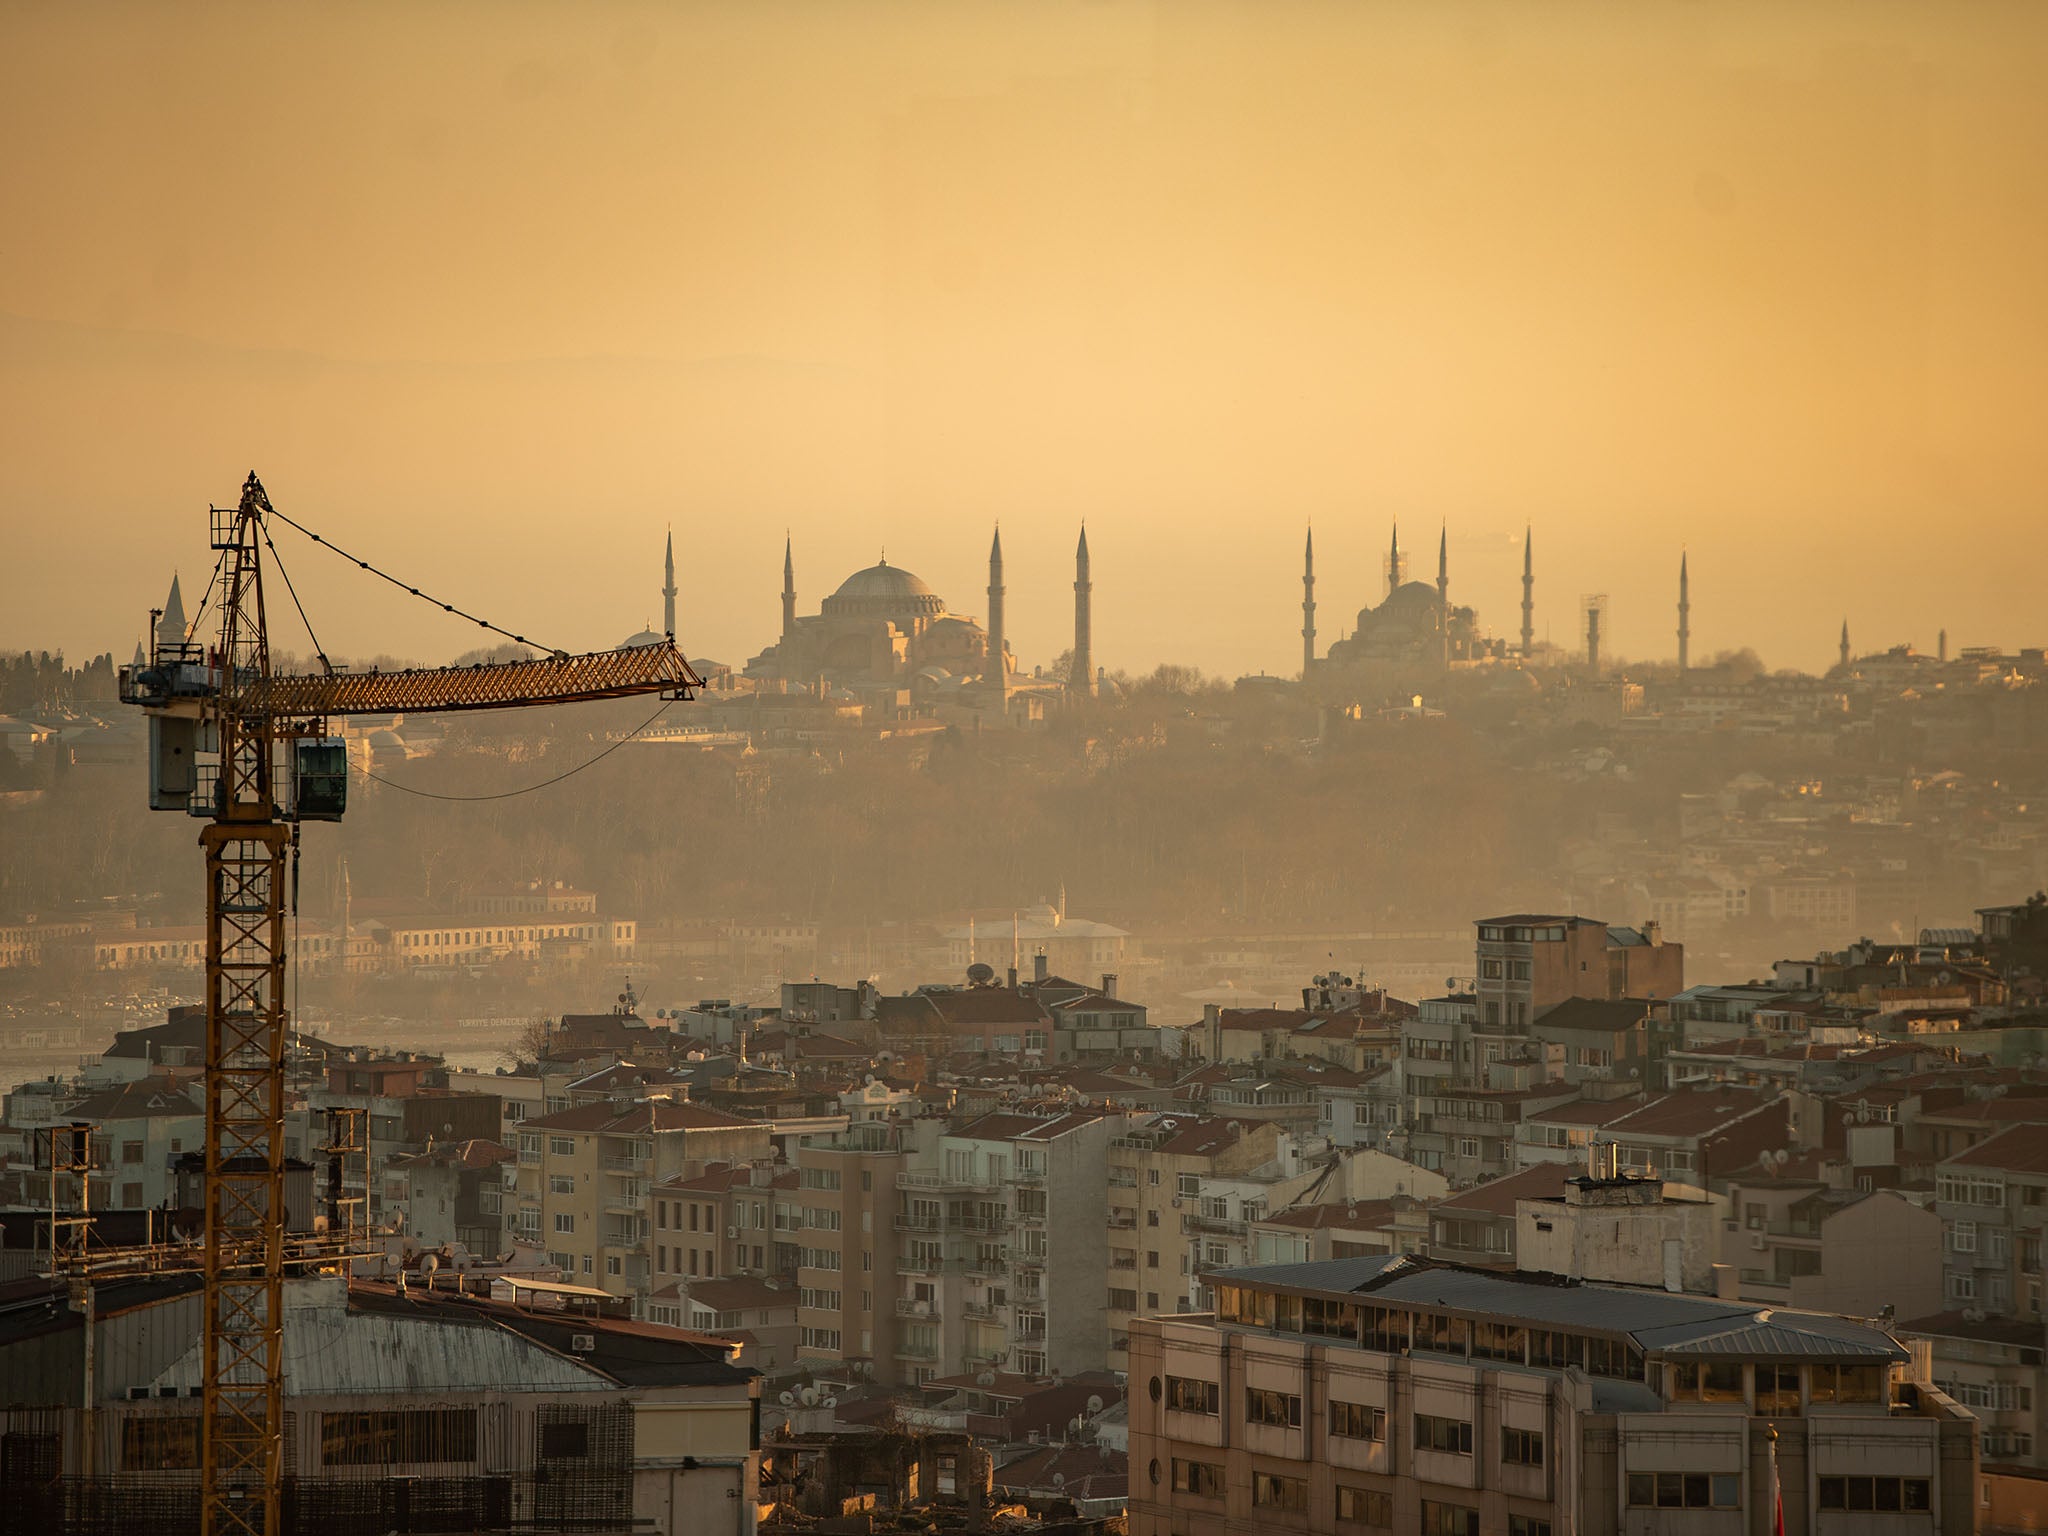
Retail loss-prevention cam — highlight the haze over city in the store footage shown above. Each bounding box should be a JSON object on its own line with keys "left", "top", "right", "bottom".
{"left": 7, "top": 7, "right": 2048, "bottom": 1536}
{"left": 6, "top": 0, "right": 2048, "bottom": 677}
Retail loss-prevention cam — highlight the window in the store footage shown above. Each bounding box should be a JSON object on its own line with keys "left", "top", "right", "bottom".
{"left": 801, "top": 1167, "right": 842, "bottom": 1190}
{"left": 1508, "top": 1519, "right": 1551, "bottom": 1536}
{"left": 1171, "top": 1459, "right": 1223, "bottom": 1498}
{"left": 1628, "top": 1472, "right": 1741, "bottom": 1509}
{"left": 1252, "top": 1473, "right": 1307, "bottom": 1512}
{"left": 1420, "top": 1501, "right": 1479, "bottom": 1536}
{"left": 1818, "top": 1477, "right": 1931, "bottom": 1513}
{"left": 800, "top": 1327, "right": 841, "bottom": 1351}
{"left": 1245, "top": 1387, "right": 1302, "bottom": 1428}
{"left": 320, "top": 1409, "right": 477, "bottom": 1466}
{"left": 1668, "top": 1361, "right": 1746, "bottom": 1403}
{"left": 1336, "top": 1487, "right": 1391, "bottom": 1525}
{"left": 121, "top": 1141, "right": 143, "bottom": 1164}
{"left": 1951, "top": 1220, "right": 1979, "bottom": 1254}
{"left": 1756, "top": 1364, "right": 1801, "bottom": 1415}
{"left": 1414, "top": 1414, "right": 1473, "bottom": 1455}
{"left": 553, "top": 1212, "right": 575, "bottom": 1234}
{"left": 1165, "top": 1376, "right": 1220, "bottom": 1415}
{"left": 799, "top": 1288, "right": 842, "bottom": 1311}
{"left": 1329, "top": 1401, "right": 1386, "bottom": 1441}
{"left": 549, "top": 1175, "right": 574, "bottom": 1196}
{"left": 548, "top": 1136, "right": 576, "bottom": 1157}
{"left": 1501, "top": 1427, "right": 1544, "bottom": 1467}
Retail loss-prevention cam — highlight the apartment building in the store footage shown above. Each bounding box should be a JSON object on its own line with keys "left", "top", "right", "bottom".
{"left": 1405, "top": 1083, "right": 1579, "bottom": 1187}
{"left": 1473, "top": 914, "right": 1683, "bottom": 1030}
{"left": 1934, "top": 1122, "right": 2048, "bottom": 1319}
{"left": 790, "top": 1116, "right": 915, "bottom": 1383}
{"left": 1720, "top": 1176, "right": 1941, "bottom": 1319}
{"left": 653, "top": 1160, "right": 802, "bottom": 1284}
{"left": 1128, "top": 1254, "right": 1977, "bottom": 1536}
{"left": 1103, "top": 1112, "right": 1348, "bottom": 1366}
{"left": 512, "top": 1099, "right": 769, "bottom": 1303}
{"left": 901, "top": 1110, "right": 1117, "bottom": 1383}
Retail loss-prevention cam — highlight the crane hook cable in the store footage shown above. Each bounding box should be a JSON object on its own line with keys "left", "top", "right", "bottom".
{"left": 350, "top": 698, "right": 673, "bottom": 802}
{"left": 265, "top": 504, "right": 560, "bottom": 657}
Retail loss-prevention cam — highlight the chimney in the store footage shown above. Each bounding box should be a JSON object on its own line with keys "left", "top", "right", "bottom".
{"left": 1643, "top": 920, "right": 1663, "bottom": 947}
{"left": 1007, "top": 966, "right": 1018, "bottom": 989}
{"left": 1102, "top": 973, "right": 1119, "bottom": 998}
{"left": 1034, "top": 952, "right": 1049, "bottom": 984}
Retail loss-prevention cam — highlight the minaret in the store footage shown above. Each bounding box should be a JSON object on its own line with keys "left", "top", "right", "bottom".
{"left": 1071, "top": 525, "right": 1095, "bottom": 698}
{"left": 1301, "top": 526, "right": 1317, "bottom": 681}
{"left": 1520, "top": 527, "right": 1535, "bottom": 658}
{"left": 1436, "top": 525, "right": 1451, "bottom": 669}
{"left": 781, "top": 535, "right": 796, "bottom": 642}
{"left": 1677, "top": 551, "right": 1691, "bottom": 674}
{"left": 1387, "top": 522, "right": 1402, "bottom": 600}
{"left": 1839, "top": 619, "right": 1851, "bottom": 670}
{"left": 1938, "top": 628, "right": 1948, "bottom": 664}
{"left": 158, "top": 573, "right": 187, "bottom": 649}
{"left": 987, "top": 525, "right": 1007, "bottom": 686}
{"left": 662, "top": 530, "right": 678, "bottom": 639}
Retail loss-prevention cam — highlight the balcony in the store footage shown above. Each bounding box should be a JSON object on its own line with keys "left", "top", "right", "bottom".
{"left": 1185, "top": 1213, "right": 1248, "bottom": 1238}
{"left": 1014, "top": 1252, "right": 1046, "bottom": 1272}
{"left": 896, "top": 1338, "right": 941, "bottom": 1361}
{"left": 601, "top": 1225, "right": 645, "bottom": 1248}
{"left": 895, "top": 1212, "right": 946, "bottom": 1233}
{"left": 1012, "top": 1166, "right": 1046, "bottom": 1185}
{"left": 899, "top": 1171, "right": 995, "bottom": 1195}
{"left": 962, "top": 1301, "right": 998, "bottom": 1321}
{"left": 1107, "top": 1211, "right": 1138, "bottom": 1231}
{"left": 896, "top": 1296, "right": 942, "bottom": 1318}
{"left": 601, "top": 1154, "right": 649, "bottom": 1174}
{"left": 1111, "top": 1256, "right": 1137, "bottom": 1271}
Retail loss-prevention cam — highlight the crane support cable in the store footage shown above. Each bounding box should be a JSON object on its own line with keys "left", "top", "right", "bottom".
{"left": 264, "top": 504, "right": 561, "bottom": 656}
{"left": 257, "top": 521, "right": 331, "bottom": 673}
{"left": 352, "top": 698, "right": 673, "bottom": 801}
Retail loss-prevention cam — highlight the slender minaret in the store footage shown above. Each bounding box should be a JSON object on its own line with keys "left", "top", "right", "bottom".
{"left": 1938, "top": 628, "right": 1948, "bottom": 664}
{"left": 1301, "top": 526, "right": 1317, "bottom": 680}
{"left": 1387, "top": 522, "right": 1402, "bottom": 600}
{"left": 1071, "top": 525, "right": 1095, "bottom": 698}
{"left": 1520, "top": 527, "right": 1535, "bottom": 658}
{"left": 1677, "top": 551, "right": 1690, "bottom": 674}
{"left": 781, "top": 535, "right": 796, "bottom": 642}
{"left": 1437, "top": 525, "right": 1451, "bottom": 668}
{"left": 987, "top": 525, "right": 1007, "bottom": 686}
{"left": 662, "top": 529, "right": 678, "bottom": 639}
{"left": 158, "top": 573, "right": 187, "bottom": 649}
{"left": 1839, "top": 619, "right": 1851, "bottom": 670}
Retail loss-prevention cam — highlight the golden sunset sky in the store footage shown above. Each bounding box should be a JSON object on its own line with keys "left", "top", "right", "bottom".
{"left": 3, "top": 1, "right": 2044, "bottom": 676}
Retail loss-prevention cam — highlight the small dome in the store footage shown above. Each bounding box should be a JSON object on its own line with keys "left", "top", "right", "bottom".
{"left": 831, "top": 561, "right": 934, "bottom": 602}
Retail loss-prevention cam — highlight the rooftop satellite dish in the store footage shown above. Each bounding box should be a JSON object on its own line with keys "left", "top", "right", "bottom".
{"left": 1086, "top": 1394, "right": 1105, "bottom": 1414}
{"left": 977, "top": 1371, "right": 998, "bottom": 1387}
{"left": 968, "top": 962, "right": 996, "bottom": 985}
{"left": 780, "top": 1391, "right": 796, "bottom": 1405}
{"left": 800, "top": 1386, "right": 819, "bottom": 1406}
{"left": 1052, "top": 1473, "right": 1066, "bottom": 1489}
{"left": 824, "top": 1397, "right": 838, "bottom": 1408}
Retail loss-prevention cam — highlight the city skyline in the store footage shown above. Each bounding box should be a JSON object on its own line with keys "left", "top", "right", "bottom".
{"left": 5, "top": 2, "right": 2048, "bottom": 677}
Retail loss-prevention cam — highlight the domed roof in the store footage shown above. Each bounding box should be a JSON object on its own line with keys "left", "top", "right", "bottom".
{"left": 831, "top": 561, "right": 934, "bottom": 603}
{"left": 1382, "top": 580, "right": 1443, "bottom": 611}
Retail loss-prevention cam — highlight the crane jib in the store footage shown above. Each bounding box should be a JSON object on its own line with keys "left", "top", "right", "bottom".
{"left": 252, "top": 640, "right": 703, "bottom": 717}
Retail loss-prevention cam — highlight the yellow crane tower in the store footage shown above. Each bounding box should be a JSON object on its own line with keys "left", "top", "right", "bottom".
{"left": 119, "top": 473, "right": 703, "bottom": 1536}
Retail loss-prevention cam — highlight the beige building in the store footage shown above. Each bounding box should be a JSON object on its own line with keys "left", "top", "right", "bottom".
{"left": 513, "top": 1098, "right": 769, "bottom": 1305}
{"left": 1129, "top": 1254, "right": 1978, "bottom": 1536}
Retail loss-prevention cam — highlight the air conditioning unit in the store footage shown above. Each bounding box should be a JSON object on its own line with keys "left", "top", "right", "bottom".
{"left": 570, "top": 1333, "right": 596, "bottom": 1352}
{"left": 1749, "top": 1234, "right": 1768, "bottom": 1251}
{"left": 727, "top": 1226, "right": 739, "bottom": 1239}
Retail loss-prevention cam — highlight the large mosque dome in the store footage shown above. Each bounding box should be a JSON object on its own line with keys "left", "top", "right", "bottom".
{"left": 822, "top": 559, "right": 946, "bottom": 619}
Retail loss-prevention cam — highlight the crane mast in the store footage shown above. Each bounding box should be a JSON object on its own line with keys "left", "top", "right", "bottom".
{"left": 118, "top": 474, "right": 701, "bottom": 1536}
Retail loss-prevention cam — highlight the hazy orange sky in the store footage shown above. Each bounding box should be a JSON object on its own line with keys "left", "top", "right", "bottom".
{"left": 3, "top": 1, "right": 2045, "bottom": 679}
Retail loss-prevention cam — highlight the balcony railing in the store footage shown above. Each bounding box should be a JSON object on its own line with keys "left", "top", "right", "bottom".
{"left": 896, "top": 1297, "right": 941, "bottom": 1318}
{"left": 895, "top": 1213, "right": 946, "bottom": 1233}
{"left": 601, "top": 1154, "right": 649, "bottom": 1173}
{"left": 896, "top": 1338, "right": 941, "bottom": 1360}
{"left": 1185, "top": 1213, "right": 1247, "bottom": 1238}
{"left": 962, "top": 1301, "right": 998, "bottom": 1321}
{"left": 899, "top": 1171, "right": 995, "bottom": 1194}
{"left": 1107, "top": 1211, "right": 1137, "bottom": 1231}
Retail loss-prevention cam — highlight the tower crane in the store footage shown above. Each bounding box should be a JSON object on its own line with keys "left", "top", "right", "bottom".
{"left": 119, "top": 473, "right": 703, "bottom": 1536}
